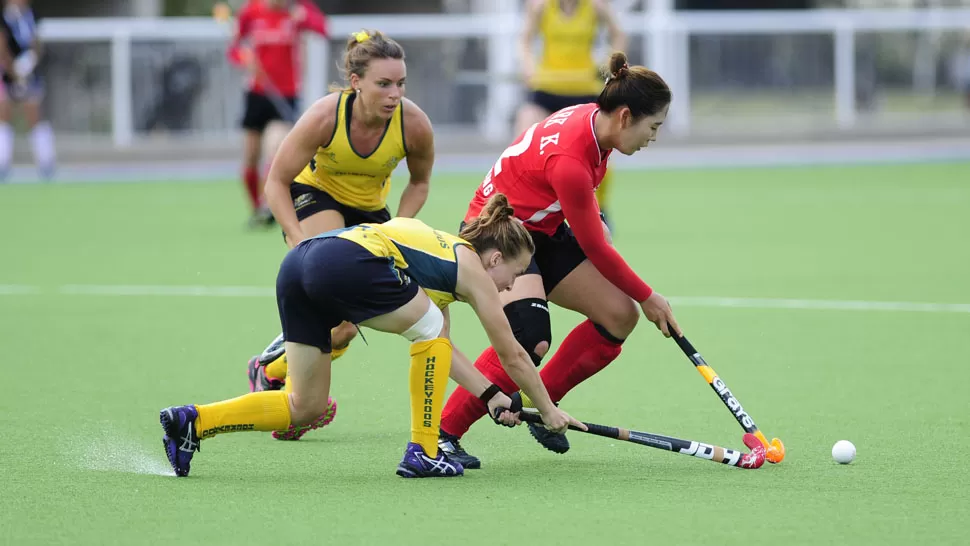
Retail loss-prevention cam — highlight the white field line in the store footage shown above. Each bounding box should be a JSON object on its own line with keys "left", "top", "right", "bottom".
{"left": 1, "top": 284, "right": 969, "bottom": 314}
{"left": 667, "top": 296, "right": 970, "bottom": 314}
{"left": 57, "top": 284, "right": 274, "bottom": 297}
{"left": 0, "top": 284, "right": 41, "bottom": 295}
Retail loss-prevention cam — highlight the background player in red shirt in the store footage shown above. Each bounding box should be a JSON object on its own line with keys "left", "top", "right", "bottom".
{"left": 226, "top": 0, "right": 327, "bottom": 226}
{"left": 437, "top": 52, "right": 680, "bottom": 469}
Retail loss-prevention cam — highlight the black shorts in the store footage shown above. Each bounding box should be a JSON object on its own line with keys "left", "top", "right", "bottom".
{"left": 459, "top": 220, "right": 587, "bottom": 296}
{"left": 528, "top": 223, "right": 589, "bottom": 295}
{"left": 290, "top": 183, "right": 392, "bottom": 224}
{"left": 242, "top": 91, "right": 298, "bottom": 132}
{"left": 528, "top": 90, "right": 599, "bottom": 114}
{"left": 276, "top": 237, "right": 419, "bottom": 352}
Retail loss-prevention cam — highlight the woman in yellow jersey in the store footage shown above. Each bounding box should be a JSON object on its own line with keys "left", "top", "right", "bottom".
{"left": 518, "top": 0, "right": 625, "bottom": 220}
{"left": 268, "top": 30, "right": 432, "bottom": 240}
{"left": 244, "top": 30, "right": 434, "bottom": 408}
{"left": 160, "top": 194, "right": 584, "bottom": 479}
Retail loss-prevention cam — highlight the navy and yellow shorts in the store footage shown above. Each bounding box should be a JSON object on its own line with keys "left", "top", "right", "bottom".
{"left": 275, "top": 237, "right": 419, "bottom": 353}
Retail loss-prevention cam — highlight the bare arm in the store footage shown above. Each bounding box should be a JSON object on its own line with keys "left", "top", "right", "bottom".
{"left": 397, "top": 99, "right": 433, "bottom": 218}
{"left": 440, "top": 308, "right": 498, "bottom": 400}
{"left": 454, "top": 247, "right": 557, "bottom": 415}
{"left": 593, "top": 0, "right": 627, "bottom": 53}
{"left": 517, "top": 0, "right": 545, "bottom": 82}
{"left": 226, "top": 5, "right": 251, "bottom": 67}
{"left": 265, "top": 94, "right": 338, "bottom": 247}
{"left": 435, "top": 307, "right": 517, "bottom": 425}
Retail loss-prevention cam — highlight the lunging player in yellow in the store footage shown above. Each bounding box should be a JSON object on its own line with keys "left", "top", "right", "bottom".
{"left": 517, "top": 0, "right": 625, "bottom": 222}
{"left": 160, "top": 195, "right": 585, "bottom": 478}
{"left": 243, "top": 30, "right": 437, "bottom": 439}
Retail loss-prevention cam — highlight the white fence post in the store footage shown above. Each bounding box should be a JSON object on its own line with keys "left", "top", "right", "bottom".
{"left": 834, "top": 23, "right": 857, "bottom": 130}
{"left": 304, "top": 34, "right": 329, "bottom": 110}
{"left": 646, "top": 0, "right": 690, "bottom": 136}
{"left": 485, "top": 1, "right": 518, "bottom": 143}
{"left": 670, "top": 28, "right": 691, "bottom": 137}
{"left": 111, "top": 30, "right": 133, "bottom": 148}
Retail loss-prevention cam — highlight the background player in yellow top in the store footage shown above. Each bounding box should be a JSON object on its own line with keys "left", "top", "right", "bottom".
{"left": 244, "top": 31, "right": 436, "bottom": 420}
{"left": 517, "top": 0, "right": 625, "bottom": 222}
{"left": 159, "top": 194, "right": 584, "bottom": 478}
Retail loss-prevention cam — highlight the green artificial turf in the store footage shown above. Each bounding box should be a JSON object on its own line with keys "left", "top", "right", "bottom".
{"left": 1, "top": 162, "right": 968, "bottom": 545}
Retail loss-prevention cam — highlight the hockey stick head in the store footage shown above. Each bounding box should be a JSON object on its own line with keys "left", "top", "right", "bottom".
{"left": 754, "top": 430, "right": 786, "bottom": 464}
{"left": 767, "top": 437, "right": 786, "bottom": 464}
{"left": 739, "top": 433, "right": 767, "bottom": 469}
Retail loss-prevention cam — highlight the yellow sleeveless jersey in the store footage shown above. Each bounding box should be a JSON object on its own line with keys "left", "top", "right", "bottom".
{"left": 294, "top": 92, "right": 406, "bottom": 212}
{"left": 532, "top": 0, "right": 602, "bottom": 96}
{"left": 327, "top": 218, "right": 474, "bottom": 309}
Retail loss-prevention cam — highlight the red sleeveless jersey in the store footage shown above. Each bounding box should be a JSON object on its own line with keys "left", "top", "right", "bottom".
{"left": 465, "top": 103, "right": 653, "bottom": 302}
{"left": 465, "top": 103, "right": 609, "bottom": 235}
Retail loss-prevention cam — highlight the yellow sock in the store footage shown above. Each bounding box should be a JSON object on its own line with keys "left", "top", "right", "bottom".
{"left": 331, "top": 345, "right": 349, "bottom": 361}
{"left": 263, "top": 352, "right": 287, "bottom": 381}
{"left": 195, "top": 391, "right": 291, "bottom": 440}
{"left": 408, "top": 337, "right": 452, "bottom": 456}
{"left": 595, "top": 167, "right": 613, "bottom": 213}
{"left": 520, "top": 391, "right": 535, "bottom": 408}
{"left": 268, "top": 344, "right": 347, "bottom": 384}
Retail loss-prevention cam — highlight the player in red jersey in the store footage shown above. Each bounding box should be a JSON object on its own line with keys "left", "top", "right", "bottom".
{"left": 437, "top": 52, "right": 681, "bottom": 469}
{"left": 227, "top": 0, "right": 327, "bottom": 226}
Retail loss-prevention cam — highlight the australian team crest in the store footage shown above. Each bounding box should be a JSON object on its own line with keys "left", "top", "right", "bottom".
{"left": 293, "top": 193, "right": 315, "bottom": 211}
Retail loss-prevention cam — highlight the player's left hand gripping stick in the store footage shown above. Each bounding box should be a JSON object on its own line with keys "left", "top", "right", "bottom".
{"left": 488, "top": 386, "right": 523, "bottom": 427}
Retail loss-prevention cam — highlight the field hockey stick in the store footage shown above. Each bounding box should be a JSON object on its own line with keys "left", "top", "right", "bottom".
{"left": 670, "top": 331, "right": 786, "bottom": 464}
{"left": 515, "top": 410, "right": 766, "bottom": 469}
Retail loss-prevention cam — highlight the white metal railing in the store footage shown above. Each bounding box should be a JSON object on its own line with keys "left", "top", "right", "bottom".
{"left": 38, "top": 8, "right": 970, "bottom": 148}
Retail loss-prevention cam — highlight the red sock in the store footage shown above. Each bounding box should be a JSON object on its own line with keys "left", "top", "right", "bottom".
{"left": 243, "top": 166, "right": 260, "bottom": 210}
{"left": 540, "top": 320, "right": 622, "bottom": 403}
{"left": 440, "top": 347, "right": 519, "bottom": 438}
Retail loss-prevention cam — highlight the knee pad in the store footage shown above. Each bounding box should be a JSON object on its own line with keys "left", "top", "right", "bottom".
{"left": 503, "top": 298, "right": 552, "bottom": 367}
{"left": 402, "top": 300, "right": 445, "bottom": 343}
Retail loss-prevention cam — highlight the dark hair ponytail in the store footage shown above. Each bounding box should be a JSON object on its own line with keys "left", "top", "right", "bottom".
{"left": 597, "top": 51, "right": 671, "bottom": 120}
